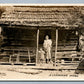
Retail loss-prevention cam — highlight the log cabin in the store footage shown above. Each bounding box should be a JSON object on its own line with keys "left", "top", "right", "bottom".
{"left": 0, "top": 5, "right": 84, "bottom": 67}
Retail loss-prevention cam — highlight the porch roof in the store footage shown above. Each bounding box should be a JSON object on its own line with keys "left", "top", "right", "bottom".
{"left": 0, "top": 6, "right": 84, "bottom": 29}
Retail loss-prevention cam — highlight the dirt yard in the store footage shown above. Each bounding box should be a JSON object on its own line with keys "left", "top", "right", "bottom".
{"left": 0, "top": 65, "right": 83, "bottom": 80}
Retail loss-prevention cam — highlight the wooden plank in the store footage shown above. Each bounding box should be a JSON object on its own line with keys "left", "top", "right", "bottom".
{"left": 56, "top": 57, "right": 82, "bottom": 59}
{"left": 0, "top": 54, "right": 36, "bottom": 57}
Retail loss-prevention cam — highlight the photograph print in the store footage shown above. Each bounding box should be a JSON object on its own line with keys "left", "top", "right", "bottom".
{"left": 0, "top": 4, "right": 83, "bottom": 80}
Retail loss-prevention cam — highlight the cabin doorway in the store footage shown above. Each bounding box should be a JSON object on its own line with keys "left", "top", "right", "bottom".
{"left": 39, "top": 29, "right": 52, "bottom": 47}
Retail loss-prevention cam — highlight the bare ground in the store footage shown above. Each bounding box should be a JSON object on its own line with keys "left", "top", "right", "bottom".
{"left": 0, "top": 65, "right": 83, "bottom": 80}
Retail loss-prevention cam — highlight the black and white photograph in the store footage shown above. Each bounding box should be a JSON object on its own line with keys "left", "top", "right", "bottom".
{"left": 0, "top": 4, "right": 84, "bottom": 80}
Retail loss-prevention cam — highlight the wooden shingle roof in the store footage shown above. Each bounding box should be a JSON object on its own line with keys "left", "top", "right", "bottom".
{"left": 0, "top": 6, "right": 84, "bottom": 29}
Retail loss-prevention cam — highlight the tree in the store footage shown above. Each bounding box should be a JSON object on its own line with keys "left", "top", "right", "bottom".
{"left": 0, "top": 6, "right": 6, "bottom": 18}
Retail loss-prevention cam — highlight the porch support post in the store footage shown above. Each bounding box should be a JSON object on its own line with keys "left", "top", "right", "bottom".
{"left": 55, "top": 28, "right": 58, "bottom": 66}
{"left": 36, "top": 28, "right": 39, "bottom": 65}
{"left": 16, "top": 54, "right": 19, "bottom": 63}
{"left": 27, "top": 48, "right": 31, "bottom": 63}
{"left": 9, "top": 55, "right": 12, "bottom": 63}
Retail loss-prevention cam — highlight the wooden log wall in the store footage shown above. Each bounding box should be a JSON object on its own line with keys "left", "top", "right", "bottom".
{"left": 0, "top": 27, "right": 78, "bottom": 63}
{"left": 51, "top": 29, "right": 78, "bottom": 61}
{"left": 0, "top": 27, "right": 37, "bottom": 63}
{"left": 37, "top": 29, "right": 78, "bottom": 62}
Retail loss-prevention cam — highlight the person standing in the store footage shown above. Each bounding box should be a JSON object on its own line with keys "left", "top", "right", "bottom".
{"left": 43, "top": 35, "right": 52, "bottom": 63}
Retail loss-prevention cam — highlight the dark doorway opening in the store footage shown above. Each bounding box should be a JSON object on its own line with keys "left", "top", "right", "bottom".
{"left": 39, "top": 29, "right": 52, "bottom": 47}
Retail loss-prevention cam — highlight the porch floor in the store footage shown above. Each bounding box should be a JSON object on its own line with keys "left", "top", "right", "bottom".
{"left": 0, "top": 61, "right": 79, "bottom": 70}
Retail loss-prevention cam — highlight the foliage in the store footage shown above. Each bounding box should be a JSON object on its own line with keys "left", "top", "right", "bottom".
{"left": 0, "top": 6, "right": 6, "bottom": 18}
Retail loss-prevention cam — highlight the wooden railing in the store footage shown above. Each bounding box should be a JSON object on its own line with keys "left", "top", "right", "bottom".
{"left": 0, "top": 47, "right": 36, "bottom": 63}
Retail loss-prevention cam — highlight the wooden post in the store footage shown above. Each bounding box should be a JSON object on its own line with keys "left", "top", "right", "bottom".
{"left": 27, "top": 48, "right": 31, "bottom": 63}
{"left": 16, "top": 54, "right": 19, "bottom": 63}
{"left": 16, "top": 50, "right": 20, "bottom": 63}
{"left": 9, "top": 55, "right": 12, "bottom": 63}
{"left": 36, "top": 28, "right": 39, "bottom": 65}
{"left": 55, "top": 29, "right": 58, "bottom": 66}
{"left": 0, "top": 27, "right": 2, "bottom": 35}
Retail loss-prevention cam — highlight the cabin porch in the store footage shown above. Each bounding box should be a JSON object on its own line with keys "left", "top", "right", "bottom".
{"left": 0, "top": 26, "right": 81, "bottom": 69}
